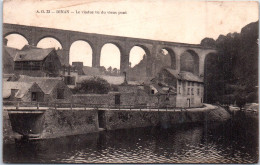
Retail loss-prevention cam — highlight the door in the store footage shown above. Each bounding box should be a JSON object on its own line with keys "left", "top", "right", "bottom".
{"left": 115, "top": 94, "right": 120, "bottom": 105}
{"left": 187, "top": 98, "right": 190, "bottom": 108}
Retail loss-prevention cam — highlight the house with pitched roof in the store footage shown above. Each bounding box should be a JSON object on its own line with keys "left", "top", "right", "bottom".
{"left": 156, "top": 67, "right": 204, "bottom": 108}
{"left": 13, "top": 45, "right": 61, "bottom": 77}
{"left": 17, "top": 75, "right": 73, "bottom": 103}
{"left": 3, "top": 81, "right": 44, "bottom": 102}
{"left": 3, "top": 46, "right": 19, "bottom": 74}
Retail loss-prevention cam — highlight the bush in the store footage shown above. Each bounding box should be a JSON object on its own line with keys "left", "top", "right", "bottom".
{"left": 73, "top": 77, "right": 110, "bottom": 94}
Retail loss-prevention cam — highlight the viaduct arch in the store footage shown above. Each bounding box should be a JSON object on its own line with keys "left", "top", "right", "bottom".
{"left": 3, "top": 23, "right": 217, "bottom": 78}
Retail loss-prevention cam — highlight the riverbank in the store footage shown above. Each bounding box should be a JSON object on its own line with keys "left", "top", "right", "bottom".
{"left": 3, "top": 104, "right": 230, "bottom": 143}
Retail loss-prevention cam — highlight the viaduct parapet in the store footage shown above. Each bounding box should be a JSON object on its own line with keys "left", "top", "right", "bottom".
{"left": 3, "top": 23, "right": 217, "bottom": 77}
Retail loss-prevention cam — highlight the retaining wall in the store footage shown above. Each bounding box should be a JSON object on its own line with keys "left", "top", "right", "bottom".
{"left": 3, "top": 105, "right": 230, "bottom": 142}
{"left": 40, "top": 109, "right": 99, "bottom": 139}
{"left": 99, "top": 106, "right": 230, "bottom": 130}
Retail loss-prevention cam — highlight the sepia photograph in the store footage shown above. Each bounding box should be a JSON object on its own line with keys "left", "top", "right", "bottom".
{"left": 2, "top": 0, "right": 259, "bottom": 163}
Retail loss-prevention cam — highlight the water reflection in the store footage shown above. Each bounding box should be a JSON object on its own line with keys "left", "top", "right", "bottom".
{"left": 3, "top": 114, "right": 258, "bottom": 163}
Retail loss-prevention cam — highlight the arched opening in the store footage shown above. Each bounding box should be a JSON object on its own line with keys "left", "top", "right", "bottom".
{"left": 100, "top": 43, "right": 121, "bottom": 76}
{"left": 180, "top": 50, "right": 199, "bottom": 75}
{"left": 157, "top": 48, "right": 176, "bottom": 70}
{"left": 128, "top": 45, "right": 152, "bottom": 80}
{"left": 129, "top": 46, "right": 146, "bottom": 68}
{"left": 37, "top": 37, "right": 62, "bottom": 50}
{"left": 69, "top": 40, "right": 93, "bottom": 66}
{"left": 4, "top": 33, "right": 29, "bottom": 49}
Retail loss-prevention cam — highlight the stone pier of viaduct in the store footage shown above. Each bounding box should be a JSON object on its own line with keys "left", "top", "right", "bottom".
{"left": 3, "top": 23, "right": 217, "bottom": 77}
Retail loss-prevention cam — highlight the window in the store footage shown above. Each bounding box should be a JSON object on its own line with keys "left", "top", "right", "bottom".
{"left": 178, "top": 80, "right": 181, "bottom": 85}
{"left": 115, "top": 94, "right": 120, "bottom": 105}
{"left": 188, "top": 82, "right": 190, "bottom": 86}
{"left": 197, "top": 88, "right": 200, "bottom": 95}
{"left": 192, "top": 82, "right": 194, "bottom": 86}
{"left": 187, "top": 88, "right": 190, "bottom": 95}
{"left": 151, "top": 90, "right": 155, "bottom": 94}
{"left": 197, "top": 83, "right": 200, "bottom": 87}
{"left": 57, "top": 88, "right": 65, "bottom": 99}
{"left": 191, "top": 88, "right": 194, "bottom": 95}
{"left": 179, "top": 87, "right": 181, "bottom": 94}
{"left": 31, "top": 92, "right": 37, "bottom": 101}
{"left": 64, "top": 76, "right": 76, "bottom": 85}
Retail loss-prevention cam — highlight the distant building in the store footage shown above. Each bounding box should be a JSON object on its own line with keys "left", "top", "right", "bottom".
{"left": 72, "top": 62, "right": 84, "bottom": 74}
{"left": 12, "top": 45, "right": 61, "bottom": 77}
{"left": 60, "top": 65, "right": 78, "bottom": 88}
{"left": 157, "top": 68, "right": 204, "bottom": 108}
{"left": 82, "top": 66, "right": 101, "bottom": 76}
{"left": 71, "top": 62, "right": 101, "bottom": 76}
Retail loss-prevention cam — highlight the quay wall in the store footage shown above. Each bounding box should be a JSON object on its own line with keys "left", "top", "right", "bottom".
{"left": 3, "top": 105, "right": 230, "bottom": 142}
{"left": 100, "top": 106, "right": 230, "bottom": 130}
{"left": 3, "top": 110, "right": 19, "bottom": 143}
{"left": 40, "top": 109, "right": 99, "bottom": 139}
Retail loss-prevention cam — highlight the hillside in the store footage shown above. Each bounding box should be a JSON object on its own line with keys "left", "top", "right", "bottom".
{"left": 202, "top": 21, "right": 258, "bottom": 104}
{"left": 128, "top": 51, "right": 171, "bottom": 81}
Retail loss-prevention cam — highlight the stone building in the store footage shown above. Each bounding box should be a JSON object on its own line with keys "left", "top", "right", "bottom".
{"left": 147, "top": 83, "right": 176, "bottom": 108}
{"left": 17, "top": 75, "right": 73, "bottom": 103}
{"left": 3, "top": 46, "right": 19, "bottom": 74}
{"left": 72, "top": 62, "right": 101, "bottom": 76}
{"left": 3, "top": 81, "right": 44, "bottom": 102}
{"left": 157, "top": 67, "right": 204, "bottom": 108}
{"left": 12, "top": 45, "right": 61, "bottom": 77}
{"left": 60, "top": 65, "right": 78, "bottom": 88}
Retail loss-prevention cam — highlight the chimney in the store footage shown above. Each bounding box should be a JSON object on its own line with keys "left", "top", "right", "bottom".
{"left": 68, "top": 65, "right": 71, "bottom": 76}
{"left": 123, "top": 71, "right": 128, "bottom": 85}
{"left": 63, "top": 65, "right": 65, "bottom": 75}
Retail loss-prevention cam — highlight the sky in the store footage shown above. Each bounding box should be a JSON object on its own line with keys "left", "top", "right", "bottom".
{"left": 3, "top": 0, "right": 259, "bottom": 68}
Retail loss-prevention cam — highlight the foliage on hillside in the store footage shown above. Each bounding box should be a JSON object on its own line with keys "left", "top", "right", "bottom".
{"left": 202, "top": 21, "right": 258, "bottom": 104}
{"left": 128, "top": 51, "right": 171, "bottom": 80}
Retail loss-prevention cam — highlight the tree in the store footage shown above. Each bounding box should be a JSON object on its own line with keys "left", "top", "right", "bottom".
{"left": 72, "top": 76, "right": 110, "bottom": 94}
{"left": 107, "top": 66, "right": 112, "bottom": 74}
{"left": 200, "top": 37, "right": 216, "bottom": 48}
{"left": 112, "top": 68, "right": 118, "bottom": 76}
{"left": 98, "top": 66, "right": 106, "bottom": 74}
{"left": 202, "top": 21, "right": 258, "bottom": 104}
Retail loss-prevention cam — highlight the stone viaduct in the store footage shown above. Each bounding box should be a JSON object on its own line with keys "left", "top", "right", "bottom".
{"left": 3, "top": 23, "right": 217, "bottom": 77}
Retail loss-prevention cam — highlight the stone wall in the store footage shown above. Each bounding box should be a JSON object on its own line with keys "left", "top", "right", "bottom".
{"left": 48, "top": 81, "right": 73, "bottom": 103}
{"left": 99, "top": 106, "right": 230, "bottom": 130}
{"left": 3, "top": 110, "right": 18, "bottom": 143}
{"left": 72, "top": 94, "right": 115, "bottom": 105}
{"left": 3, "top": 105, "right": 230, "bottom": 142}
{"left": 40, "top": 109, "right": 99, "bottom": 139}
{"left": 72, "top": 92, "right": 152, "bottom": 106}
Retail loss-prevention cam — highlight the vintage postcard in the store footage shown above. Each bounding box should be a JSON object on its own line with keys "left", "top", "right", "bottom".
{"left": 2, "top": 0, "right": 259, "bottom": 163}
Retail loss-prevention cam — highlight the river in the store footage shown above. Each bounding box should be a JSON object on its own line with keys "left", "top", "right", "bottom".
{"left": 3, "top": 111, "right": 258, "bottom": 163}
